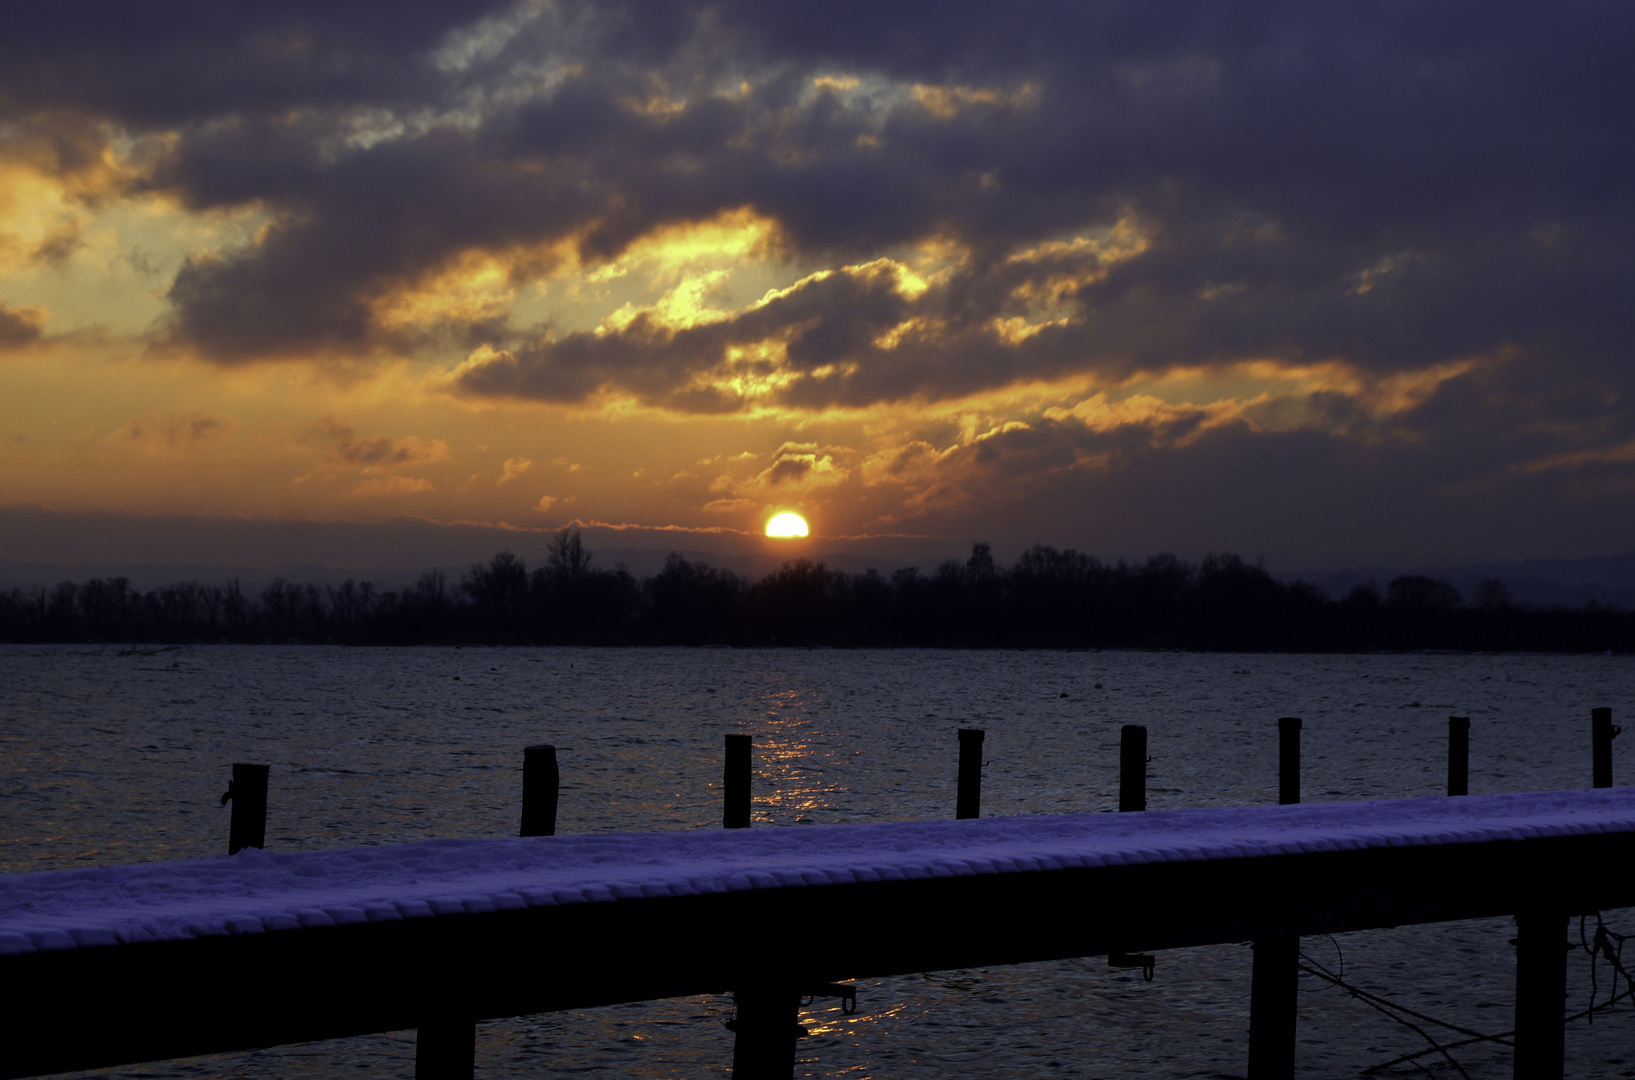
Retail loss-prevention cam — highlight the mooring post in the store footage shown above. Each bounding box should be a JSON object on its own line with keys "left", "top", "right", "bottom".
{"left": 725, "top": 733, "right": 751, "bottom": 829}
{"left": 1277, "top": 717, "right": 1301, "bottom": 806}
{"left": 728, "top": 984, "right": 803, "bottom": 1079}
{"left": 222, "top": 762, "right": 269, "bottom": 855}
{"left": 415, "top": 1016, "right": 476, "bottom": 1080}
{"left": 1119, "top": 724, "right": 1147, "bottom": 812}
{"left": 956, "top": 727, "right": 985, "bottom": 819}
{"left": 1248, "top": 717, "right": 1302, "bottom": 1080}
{"left": 520, "top": 743, "right": 559, "bottom": 837}
{"left": 1512, "top": 910, "right": 1568, "bottom": 1080}
{"left": 1592, "top": 707, "right": 1618, "bottom": 789}
{"left": 1448, "top": 717, "right": 1470, "bottom": 797}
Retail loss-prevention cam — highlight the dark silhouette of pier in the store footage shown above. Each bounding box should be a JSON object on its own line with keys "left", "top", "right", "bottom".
{"left": 1, "top": 713, "right": 1628, "bottom": 1080}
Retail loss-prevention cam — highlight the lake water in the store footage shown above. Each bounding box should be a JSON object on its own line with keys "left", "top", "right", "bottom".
{"left": 2, "top": 645, "right": 1632, "bottom": 1079}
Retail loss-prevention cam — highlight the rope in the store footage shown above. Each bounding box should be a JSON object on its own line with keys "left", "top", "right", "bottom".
{"left": 1355, "top": 911, "right": 1634, "bottom": 1075}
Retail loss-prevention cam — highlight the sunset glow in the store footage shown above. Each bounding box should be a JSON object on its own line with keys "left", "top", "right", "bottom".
{"left": 0, "top": 5, "right": 1630, "bottom": 573}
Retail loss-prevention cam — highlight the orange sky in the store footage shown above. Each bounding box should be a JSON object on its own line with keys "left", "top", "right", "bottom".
{"left": 2, "top": 4, "right": 1632, "bottom": 569}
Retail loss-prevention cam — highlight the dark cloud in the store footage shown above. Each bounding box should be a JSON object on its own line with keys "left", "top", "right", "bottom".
{"left": 6, "top": 2, "right": 1634, "bottom": 471}
{"left": 0, "top": 305, "right": 46, "bottom": 350}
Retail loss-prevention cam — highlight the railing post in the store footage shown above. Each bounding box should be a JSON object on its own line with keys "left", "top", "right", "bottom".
{"left": 520, "top": 743, "right": 559, "bottom": 837}
{"left": 1247, "top": 935, "right": 1298, "bottom": 1080}
{"left": 1592, "top": 707, "right": 1618, "bottom": 789}
{"left": 1249, "top": 718, "right": 1301, "bottom": 1080}
{"left": 1448, "top": 717, "right": 1470, "bottom": 796}
{"left": 956, "top": 728, "right": 984, "bottom": 819}
{"left": 1119, "top": 725, "right": 1147, "bottom": 812}
{"left": 416, "top": 1016, "right": 476, "bottom": 1080}
{"left": 222, "top": 762, "right": 269, "bottom": 855}
{"left": 725, "top": 734, "right": 751, "bottom": 829}
{"left": 1513, "top": 910, "right": 1567, "bottom": 1080}
{"left": 728, "top": 984, "right": 802, "bottom": 1079}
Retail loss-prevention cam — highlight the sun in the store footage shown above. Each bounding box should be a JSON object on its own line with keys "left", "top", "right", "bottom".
{"left": 765, "top": 511, "right": 809, "bottom": 538}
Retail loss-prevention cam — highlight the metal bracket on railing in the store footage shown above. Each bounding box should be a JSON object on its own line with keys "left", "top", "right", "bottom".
{"left": 1108, "top": 951, "right": 1156, "bottom": 981}
{"left": 723, "top": 982, "right": 858, "bottom": 1038}
{"left": 801, "top": 982, "right": 859, "bottom": 1014}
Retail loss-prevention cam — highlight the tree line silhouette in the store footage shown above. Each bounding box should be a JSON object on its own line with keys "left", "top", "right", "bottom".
{"left": 2, "top": 529, "right": 1631, "bottom": 651}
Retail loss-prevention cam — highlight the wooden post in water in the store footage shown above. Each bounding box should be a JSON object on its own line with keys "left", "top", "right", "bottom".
{"left": 956, "top": 728, "right": 985, "bottom": 819}
{"left": 415, "top": 1016, "right": 476, "bottom": 1080}
{"left": 520, "top": 744, "right": 559, "bottom": 837}
{"left": 728, "top": 984, "right": 802, "bottom": 1079}
{"left": 223, "top": 763, "right": 268, "bottom": 855}
{"left": 1119, "top": 725, "right": 1147, "bottom": 812}
{"left": 1277, "top": 717, "right": 1301, "bottom": 807}
{"left": 1592, "top": 707, "right": 1618, "bottom": 789}
{"left": 725, "top": 734, "right": 752, "bottom": 829}
{"left": 1249, "top": 718, "right": 1301, "bottom": 1080}
{"left": 1448, "top": 717, "right": 1470, "bottom": 797}
{"left": 1513, "top": 910, "right": 1568, "bottom": 1080}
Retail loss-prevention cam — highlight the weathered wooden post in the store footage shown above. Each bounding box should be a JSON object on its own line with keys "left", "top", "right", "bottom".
{"left": 1248, "top": 718, "right": 1301, "bottom": 1080}
{"left": 416, "top": 1017, "right": 476, "bottom": 1080}
{"left": 1448, "top": 717, "right": 1470, "bottom": 797}
{"left": 727, "top": 985, "right": 803, "bottom": 1079}
{"left": 1119, "top": 724, "right": 1147, "bottom": 812}
{"left": 1592, "top": 707, "right": 1618, "bottom": 789}
{"left": 956, "top": 728, "right": 985, "bottom": 819}
{"left": 1513, "top": 910, "right": 1568, "bottom": 1080}
{"left": 221, "top": 762, "right": 268, "bottom": 855}
{"left": 1277, "top": 717, "right": 1301, "bottom": 807}
{"left": 725, "top": 734, "right": 752, "bottom": 829}
{"left": 520, "top": 743, "right": 559, "bottom": 837}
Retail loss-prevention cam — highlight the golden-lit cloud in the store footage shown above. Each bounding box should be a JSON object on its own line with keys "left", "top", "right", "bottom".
{"left": 911, "top": 82, "right": 1040, "bottom": 120}
{"left": 352, "top": 475, "right": 434, "bottom": 496}
{"left": 1, "top": 3, "right": 1630, "bottom": 564}
{"left": 497, "top": 456, "right": 532, "bottom": 484}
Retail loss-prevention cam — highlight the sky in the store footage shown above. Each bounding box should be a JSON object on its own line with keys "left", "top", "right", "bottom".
{"left": 2, "top": 2, "right": 1633, "bottom": 573}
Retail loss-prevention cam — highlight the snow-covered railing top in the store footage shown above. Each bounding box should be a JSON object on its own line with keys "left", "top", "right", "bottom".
{"left": 4, "top": 788, "right": 1633, "bottom": 957}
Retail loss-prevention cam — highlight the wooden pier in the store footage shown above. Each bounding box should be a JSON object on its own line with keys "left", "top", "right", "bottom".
{"left": 3, "top": 787, "right": 1633, "bottom": 1080}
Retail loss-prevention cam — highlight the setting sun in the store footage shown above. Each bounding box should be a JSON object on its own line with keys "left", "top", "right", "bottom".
{"left": 765, "top": 512, "right": 809, "bottom": 538}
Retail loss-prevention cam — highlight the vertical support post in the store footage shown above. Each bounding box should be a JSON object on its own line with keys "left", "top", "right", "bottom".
{"left": 1249, "top": 718, "right": 1302, "bottom": 1079}
{"left": 224, "top": 762, "right": 268, "bottom": 855}
{"left": 728, "top": 985, "right": 802, "bottom": 1079}
{"left": 956, "top": 728, "right": 985, "bottom": 820}
{"left": 1513, "top": 910, "right": 1567, "bottom": 1080}
{"left": 520, "top": 743, "right": 559, "bottom": 837}
{"left": 1448, "top": 717, "right": 1470, "bottom": 796}
{"left": 1277, "top": 717, "right": 1301, "bottom": 806}
{"left": 1247, "top": 935, "right": 1298, "bottom": 1080}
{"left": 1119, "top": 724, "right": 1147, "bottom": 812}
{"left": 724, "top": 733, "right": 751, "bottom": 829}
{"left": 1592, "top": 707, "right": 1618, "bottom": 789}
{"left": 416, "top": 1016, "right": 476, "bottom": 1080}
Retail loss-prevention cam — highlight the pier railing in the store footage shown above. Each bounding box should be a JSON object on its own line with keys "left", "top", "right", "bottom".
{"left": 0, "top": 709, "right": 1625, "bottom": 1080}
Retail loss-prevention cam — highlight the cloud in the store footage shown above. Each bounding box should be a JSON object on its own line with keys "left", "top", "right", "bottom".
{"left": 0, "top": 303, "right": 46, "bottom": 350}
{"left": 295, "top": 418, "right": 449, "bottom": 490}
{"left": 310, "top": 417, "right": 449, "bottom": 472}
{"left": 352, "top": 475, "right": 434, "bottom": 496}
{"left": 5, "top": 2, "right": 1635, "bottom": 555}
{"left": 533, "top": 494, "right": 558, "bottom": 511}
{"left": 497, "top": 456, "right": 532, "bottom": 483}
{"left": 117, "top": 411, "right": 237, "bottom": 455}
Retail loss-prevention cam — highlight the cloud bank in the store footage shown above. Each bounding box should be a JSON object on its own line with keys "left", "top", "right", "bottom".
{"left": 2, "top": 1, "right": 1633, "bottom": 557}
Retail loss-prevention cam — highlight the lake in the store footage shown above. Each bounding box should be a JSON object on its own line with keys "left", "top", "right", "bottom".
{"left": 2, "top": 645, "right": 1632, "bottom": 1078}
